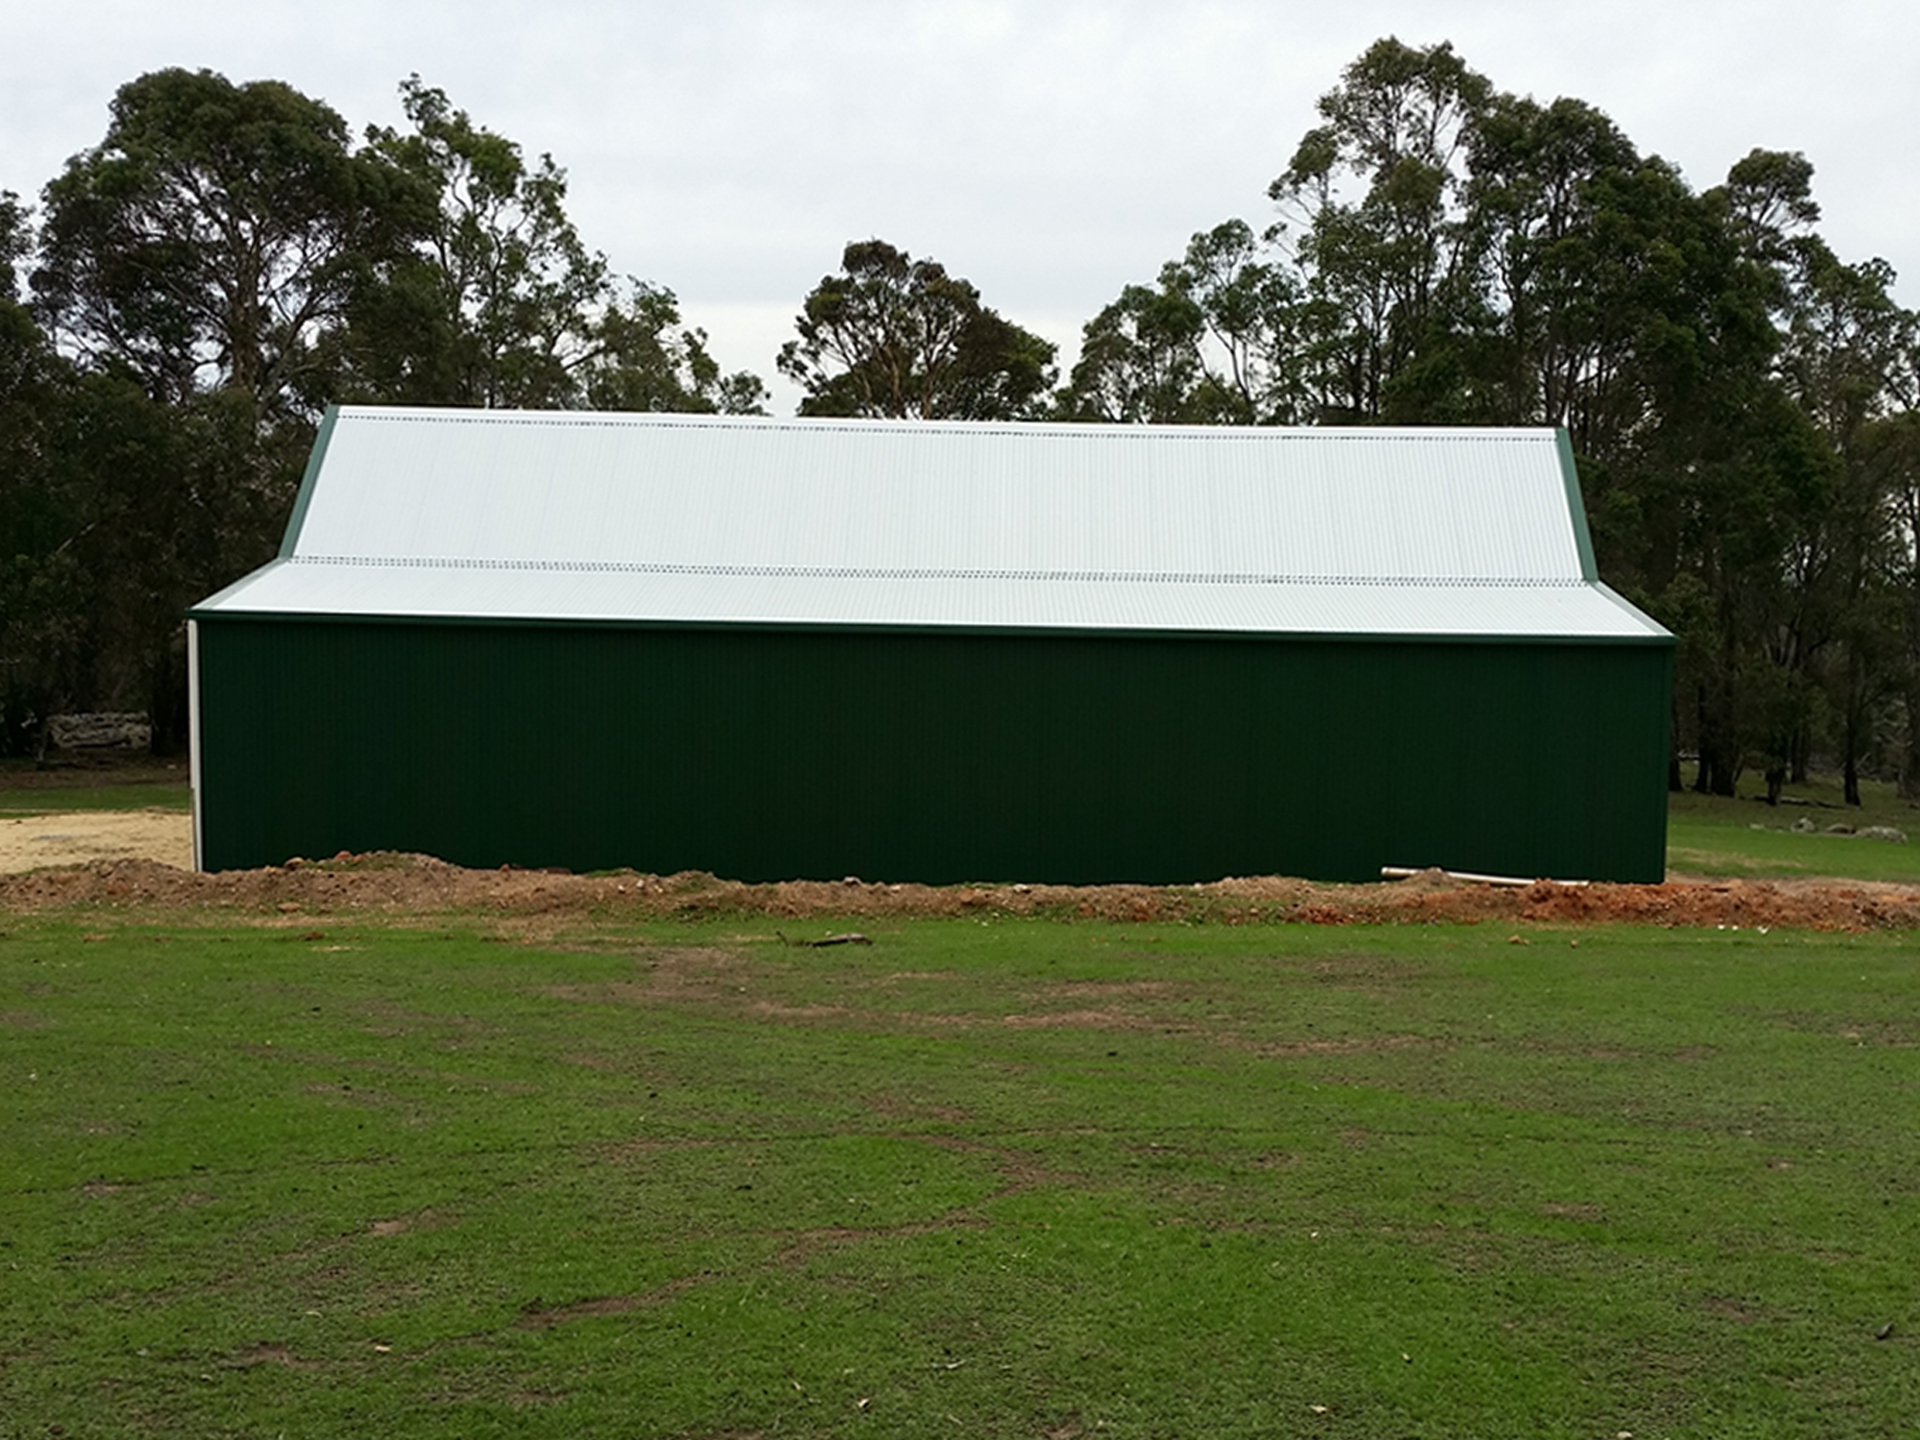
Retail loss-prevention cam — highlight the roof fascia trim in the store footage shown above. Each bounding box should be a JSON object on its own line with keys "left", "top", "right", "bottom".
{"left": 186, "top": 559, "right": 289, "bottom": 619}
{"left": 1555, "top": 427, "right": 1598, "bottom": 582}
{"left": 187, "top": 607, "right": 1678, "bottom": 647}
{"left": 278, "top": 405, "right": 338, "bottom": 559}
{"left": 1592, "top": 581, "right": 1673, "bottom": 642}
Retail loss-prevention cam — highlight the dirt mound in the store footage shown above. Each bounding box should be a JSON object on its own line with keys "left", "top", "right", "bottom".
{"left": 2, "top": 851, "right": 1917, "bottom": 931}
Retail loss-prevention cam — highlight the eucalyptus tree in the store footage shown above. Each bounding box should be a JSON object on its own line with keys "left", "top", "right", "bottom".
{"left": 1868, "top": 413, "right": 1920, "bottom": 797}
{"left": 1265, "top": 37, "right": 1492, "bottom": 422}
{"left": 356, "top": 77, "right": 764, "bottom": 414}
{"left": 0, "top": 192, "right": 79, "bottom": 752}
{"left": 1459, "top": 94, "right": 1648, "bottom": 438}
{"left": 356, "top": 76, "right": 597, "bottom": 408}
{"left": 28, "top": 71, "right": 416, "bottom": 744}
{"left": 0, "top": 190, "right": 28, "bottom": 298}
{"left": 34, "top": 68, "right": 417, "bottom": 425}
{"left": 1750, "top": 197, "right": 1919, "bottom": 799}
{"left": 1059, "top": 221, "right": 1312, "bottom": 425}
{"left": 15, "top": 67, "right": 767, "bottom": 752}
{"left": 1055, "top": 281, "right": 1207, "bottom": 423}
{"left": 1168, "top": 220, "right": 1317, "bottom": 423}
{"left": 779, "top": 239, "right": 1056, "bottom": 420}
{"left": 1070, "top": 38, "right": 1875, "bottom": 795}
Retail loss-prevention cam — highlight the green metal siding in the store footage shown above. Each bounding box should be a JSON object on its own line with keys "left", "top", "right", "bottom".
{"left": 195, "top": 619, "right": 1671, "bottom": 883}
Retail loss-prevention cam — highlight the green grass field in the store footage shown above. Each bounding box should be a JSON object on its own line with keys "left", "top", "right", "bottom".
{"left": 0, "top": 760, "right": 191, "bottom": 816}
{"left": 4, "top": 914, "right": 1916, "bottom": 1437}
{"left": 1667, "top": 772, "right": 1920, "bottom": 882}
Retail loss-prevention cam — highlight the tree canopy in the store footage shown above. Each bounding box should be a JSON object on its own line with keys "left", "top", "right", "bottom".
{"left": 8, "top": 45, "right": 1920, "bottom": 801}
{"left": 350, "top": 78, "right": 764, "bottom": 415}
{"left": 4, "top": 69, "right": 767, "bottom": 755}
{"left": 1063, "top": 36, "right": 1920, "bottom": 802}
{"left": 778, "top": 240, "right": 1056, "bottom": 420}
{"left": 35, "top": 68, "right": 411, "bottom": 419}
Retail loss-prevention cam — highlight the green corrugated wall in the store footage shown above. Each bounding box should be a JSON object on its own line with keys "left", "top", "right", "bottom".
{"left": 194, "top": 618, "right": 1671, "bottom": 882}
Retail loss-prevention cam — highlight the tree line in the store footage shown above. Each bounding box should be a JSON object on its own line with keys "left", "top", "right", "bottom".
{"left": 5, "top": 40, "right": 1919, "bottom": 805}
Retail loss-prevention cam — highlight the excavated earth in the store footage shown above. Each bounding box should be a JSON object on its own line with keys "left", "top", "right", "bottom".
{"left": 3, "top": 849, "right": 1919, "bottom": 931}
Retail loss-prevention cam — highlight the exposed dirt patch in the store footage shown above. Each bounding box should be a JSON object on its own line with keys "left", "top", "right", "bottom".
{"left": 516, "top": 1274, "right": 714, "bottom": 1329}
{"left": 1001, "top": 1008, "right": 1162, "bottom": 1030}
{"left": 1255, "top": 1033, "right": 1440, "bottom": 1057}
{"left": 232, "top": 1342, "right": 322, "bottom": 1371}
{"left": 863, "top": 1094, "right": 973, "bottom": 1124}
{"left": 749, "top": 1001, "right": 854, "bottom": 1021}
{"left": 2, "top": 846, "right": 1919, "bottom": 931}
{"left": 1034, "top": 979, "right": 1177, "bottom": 999}
{"left": 1702, "top": 1295, "right": 1769, "bottom": 1324}
{"left": 542, "top": 947, "right": 747, "bottom": 1011}
{"left": 1538, "top": 1202, "right": 1606, "bottom": 1222}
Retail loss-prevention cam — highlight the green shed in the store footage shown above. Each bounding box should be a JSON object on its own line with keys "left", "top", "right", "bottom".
{"left": 188, "top": 407, "right": 1672, "bottom": 882}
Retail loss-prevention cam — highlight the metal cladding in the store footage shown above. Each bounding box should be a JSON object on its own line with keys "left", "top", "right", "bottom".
{"left": 189, "top": 407, "right": 1674, "bottom": 883}
{"left": 194, "top": 408, "right": 1668, "bottom": 642}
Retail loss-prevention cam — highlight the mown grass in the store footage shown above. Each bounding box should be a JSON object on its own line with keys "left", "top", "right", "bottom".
{"left": 0, "top": 759, "right": 190, "bottom": 815}
{"left": 0, "top": 785, "right": 191, "bottom": 817}
{"left": 1667, "top": 771, "right": 1920, "bottom": 881}
{"left": 3, "top": 914, "right": 1917, "bottom": 1437}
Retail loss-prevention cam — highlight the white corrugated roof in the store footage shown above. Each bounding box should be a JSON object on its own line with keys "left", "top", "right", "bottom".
{"left": 193, "top": 407, "right": 1668, "bottom": 640}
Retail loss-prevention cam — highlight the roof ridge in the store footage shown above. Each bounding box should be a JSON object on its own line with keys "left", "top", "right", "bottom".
{"left": 337, "top": 407, "right": 1554, "bottom": 442}
{"left": 287, "top": 554, "right": 1589, "bottom": 588}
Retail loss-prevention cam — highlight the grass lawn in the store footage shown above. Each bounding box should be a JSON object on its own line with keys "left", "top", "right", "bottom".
{"left": 3, "top": 913, "right": 1916, "bottom": 1437}
{"left": 0, "top": 759, "right": 190, "bottom": 816}
{"left": 1667, "top": 771, "right": 1920, "bottom": 882}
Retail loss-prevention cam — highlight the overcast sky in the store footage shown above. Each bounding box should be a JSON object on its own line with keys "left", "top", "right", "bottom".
{"left": 6, "top": 0, "right": 1916, "bottom": 412}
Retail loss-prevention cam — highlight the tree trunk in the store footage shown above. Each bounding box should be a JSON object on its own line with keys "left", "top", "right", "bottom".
{"left": 1843, "top": 703, "right": 1863, "bottom": 807}
{"left": 147, "top": 633, "right": 190, "bottom": 757}
{"left": 1905, "top": 685, "right": 1920, "bottom": 801}
{"left": 1692, "top": 683, "right": 1712, "bottom": 794}
{"left": 1695, "top": 677, "right": 1740, "bottom": 797}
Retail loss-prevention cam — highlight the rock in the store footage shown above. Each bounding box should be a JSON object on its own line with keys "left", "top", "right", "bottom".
{"left": 1825, "top": 823, "right": 1856, "bottom": 835}
{"left": 1791, "top": 817, "right": 1816, "bottom": 833}
{"left": 48, "top": 712, "right": 151, "bottom": 750}
{"left": 1856, "top": 826, "right": 1908, "bottom": 843}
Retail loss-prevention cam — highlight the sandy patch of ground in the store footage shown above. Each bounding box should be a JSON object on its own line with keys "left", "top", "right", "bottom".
{"left": 0, "top": 809, "right": 193, "bottom": 874}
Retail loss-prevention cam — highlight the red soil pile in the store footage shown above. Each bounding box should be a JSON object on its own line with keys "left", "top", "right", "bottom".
{"left": 3, "top": 854, "right": 1916, "bottom": 930}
